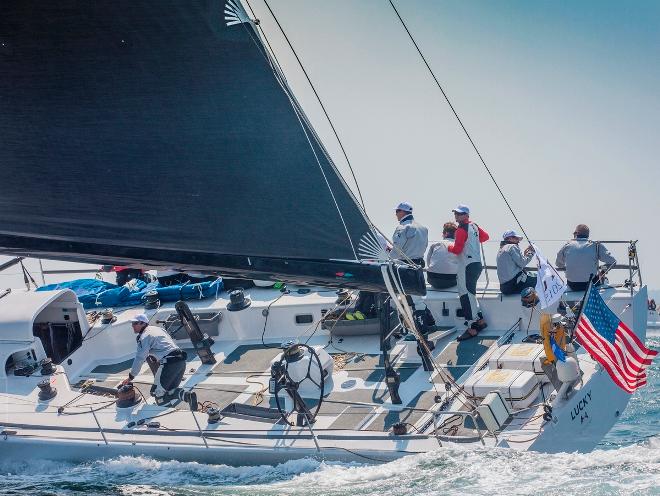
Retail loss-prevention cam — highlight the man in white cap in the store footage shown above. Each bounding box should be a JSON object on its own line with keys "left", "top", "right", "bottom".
{"left": 391, "top": 202, "right": 428, "bottom": 266}
{"left": 120, "top": 313, "right": 196, "bottom": 409}
{"left": 496, "top": 230, "right": 536, "bottom": 295}
{"left": 447, "top": 204, "right": 489, "bottom": 340}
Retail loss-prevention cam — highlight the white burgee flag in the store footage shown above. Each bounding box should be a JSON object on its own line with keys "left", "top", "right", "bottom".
{"left": 532, "top": 243, "right": 567, "bottom": 309}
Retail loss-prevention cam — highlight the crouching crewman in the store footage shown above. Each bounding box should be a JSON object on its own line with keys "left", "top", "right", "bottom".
{"left": 120, "top": 313, "right": 196, "bottom": 409}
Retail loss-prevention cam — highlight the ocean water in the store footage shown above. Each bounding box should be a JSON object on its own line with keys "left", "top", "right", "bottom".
{"left": 2, "top": 331, "right": 658, "bottom": 496}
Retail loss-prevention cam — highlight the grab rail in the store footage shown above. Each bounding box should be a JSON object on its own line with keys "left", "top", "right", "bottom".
{"left": 477, "top": 239, "right": 642, "bottom": 297}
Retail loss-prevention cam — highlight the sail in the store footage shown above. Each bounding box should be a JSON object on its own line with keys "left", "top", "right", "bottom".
{"left": 0, "top": 1, "right": 425, "bottom": 294}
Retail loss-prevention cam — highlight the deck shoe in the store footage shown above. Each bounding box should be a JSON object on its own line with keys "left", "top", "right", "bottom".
{"left": 345, "top": 313, "right": 355, "bottom": 320}
{"left": 353, "top": 311, "right": 366, "bottom": 320}
{"left": 456, "top": 328, "right": 479, "bottom": 341}
{"left": 155, "top": 392, "right": 180, "bottom": 407}
{"left": 470, "top": 319, "right": 488, "bottom": 332}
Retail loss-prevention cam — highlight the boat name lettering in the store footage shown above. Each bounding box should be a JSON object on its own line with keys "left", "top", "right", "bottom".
{"left": 570, "top": 390, "right": 592, "bottom": 423}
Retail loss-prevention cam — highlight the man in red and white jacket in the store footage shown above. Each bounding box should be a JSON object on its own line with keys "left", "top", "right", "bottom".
{"left": 447, "top": 204, "right": 489, "bottom": 340}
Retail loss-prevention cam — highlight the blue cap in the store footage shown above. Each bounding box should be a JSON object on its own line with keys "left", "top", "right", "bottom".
{"left": 452, "top": 204, "right": 470, "bottom": 215}
{"left": 502, "top": 230, "right": 523, "bottom": 240}
{"left": 396, "top": 202, "right": 413, "bottom": 213}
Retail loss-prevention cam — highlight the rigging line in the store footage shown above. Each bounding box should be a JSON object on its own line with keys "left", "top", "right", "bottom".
{"left": 390, "top": 266, "right": 475, "bottom": 409}
{"left": 286, "top": 86, "right": 360, "bottom": 260}
{"left": 261, "top": 0, "right": 366, "bottom": 211}
{"left": 238, "top": 0, "right": 360, "bottom": 252}
{"left": 243, "top": 0, "right": 288, "bottom": 82}
{"left": 388, "top": 0, "right": 531, "bottom": 242}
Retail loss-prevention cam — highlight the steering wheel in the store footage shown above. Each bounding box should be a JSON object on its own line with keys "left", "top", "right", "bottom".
{"left": 271, "top": 343, "right": 325, "bottom": 426}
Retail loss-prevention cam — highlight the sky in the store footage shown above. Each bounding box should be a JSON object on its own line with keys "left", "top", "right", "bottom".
{"left": 1, "top": 1, "right": 658, "bottom": 290}
{"left": 242, "top": 0, "right": 660, "bottom": 287}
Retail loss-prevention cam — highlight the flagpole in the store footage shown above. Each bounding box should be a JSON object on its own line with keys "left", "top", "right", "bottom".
{"left": 571, "top": 276, "right": 595, "bottom": 344}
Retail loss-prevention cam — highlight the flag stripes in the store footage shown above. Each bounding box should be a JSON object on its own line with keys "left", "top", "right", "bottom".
{"left": 575, "top": 288, "right": 657, "bottom": 394}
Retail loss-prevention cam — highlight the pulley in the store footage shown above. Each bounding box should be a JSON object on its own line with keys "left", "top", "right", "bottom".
{"left": 143, "top": 290, "right": 160, "bottom": 310}
{"left": 101, "top": 308, "right": 116, "bottom": 324}
{"left": 392, "top": 422, "right": 408, "bottom": 435}
{"left": 335, "top": 289, "right": 351, "bottom": 305}
{"left": 206, "top": 406, "right": 222, "bottom": 424}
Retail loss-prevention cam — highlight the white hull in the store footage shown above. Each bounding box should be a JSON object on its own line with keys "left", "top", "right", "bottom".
{"left": 0, "top": 283, "right": 649, "bottom": 464}
{"left": 648, "top": 309, "right": 660, "bottom": 329}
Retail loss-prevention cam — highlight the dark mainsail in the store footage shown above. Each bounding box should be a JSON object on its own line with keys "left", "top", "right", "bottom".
{"left": 0, "top": 1, "right": 425, "bottom": 294}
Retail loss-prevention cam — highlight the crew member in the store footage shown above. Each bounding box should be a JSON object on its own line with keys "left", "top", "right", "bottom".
{"left": 121, "top": 314, "right": 195, "bottom": 408}
{"left": 391, "top": 202, "right": 428, "bottom": 266}
{"left": 496, "top": 230, "right": 536, "bottom": 295}
{"left": 555, "top": 224, "right": 616, "bottom": 291}
{"left": 447, "top": 204, "right": 489, "bottom": 340}
{"left": 426, "top": 222, "right": 458, "bottom": 289}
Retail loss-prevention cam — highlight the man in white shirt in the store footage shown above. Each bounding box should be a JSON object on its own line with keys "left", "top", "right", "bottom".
{"left": 426, "top": 222, "right": 458, "bottom": 289}
{"left": 121, "top": 314, "right": 196, "bottom": 408}
{"left": 391, "top": 202, "right": 429, "bottom": 266}
{"left": 555, "top": 224, "right": 616, "bottom": 291}
{"left": 496, "top": 230, "right": 536, "bottom": 295}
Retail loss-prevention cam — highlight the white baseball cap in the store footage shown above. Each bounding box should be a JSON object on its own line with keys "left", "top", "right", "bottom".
{"left": 131, "top": 313, "right": 149, "bottom": 324}
{"left": 452, "top": 204, "right": 470, "bottom": 215}
{"left": 502, "top": 230, "right": 523, "bottom": 240}
{"left": 395, "top": 202, "right": 413, "bottom": 213}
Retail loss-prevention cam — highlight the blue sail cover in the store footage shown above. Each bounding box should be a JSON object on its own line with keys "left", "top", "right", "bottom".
{"left": 0, "top": 1, "right": 425, "bottom": 294}
{"left": 37, "top": 278, "right": 223, "bottom": 310}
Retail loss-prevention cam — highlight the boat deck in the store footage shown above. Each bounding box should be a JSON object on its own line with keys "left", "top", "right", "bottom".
{"left": 71, "top": 327, "right": 502, "bottom": 437}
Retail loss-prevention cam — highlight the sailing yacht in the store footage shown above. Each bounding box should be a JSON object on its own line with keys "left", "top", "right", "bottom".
{"left": 0, "top": 1, "right": 655, "bottom": 464}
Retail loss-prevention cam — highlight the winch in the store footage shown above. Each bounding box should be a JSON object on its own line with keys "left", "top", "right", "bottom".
{"left": 40, "top": 358, "right": 55, "bottom": 375}
{"left": 116, "top": 383, "right": 141, "bottom": 408}
{"left": 37, "top": 379, "right": 57, "bottom": 401}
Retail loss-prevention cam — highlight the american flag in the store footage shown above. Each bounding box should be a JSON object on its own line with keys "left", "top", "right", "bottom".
{"left": 575, "top": 286, "right": 657, "bottom": 393}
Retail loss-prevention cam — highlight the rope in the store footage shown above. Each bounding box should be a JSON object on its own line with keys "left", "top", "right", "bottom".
{"left": 388, "top": 0, "right": 531, "bottom": 242}
{"left": 385, "top": 264, "right": 476, "bottom": 409}
{"left": 246, "top": 374, "right": 268, "bottom": 406}
{"left": 261, "top": 290, "right": 289, "bottom": 348}
{"left": 20, "top": 260, "right": 38, "bottom": 289}
{"left": 331, "top": 352, "right": 359, "bottom": 371}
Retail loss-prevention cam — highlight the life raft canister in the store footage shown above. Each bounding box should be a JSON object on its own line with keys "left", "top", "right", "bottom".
{"left": 540, "top": 313, "right": 567, "bottom": 364}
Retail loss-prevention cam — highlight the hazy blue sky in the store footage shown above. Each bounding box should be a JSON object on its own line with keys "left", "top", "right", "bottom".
{"left": 246, "top": 0, "right": 660, "bottom": 286}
